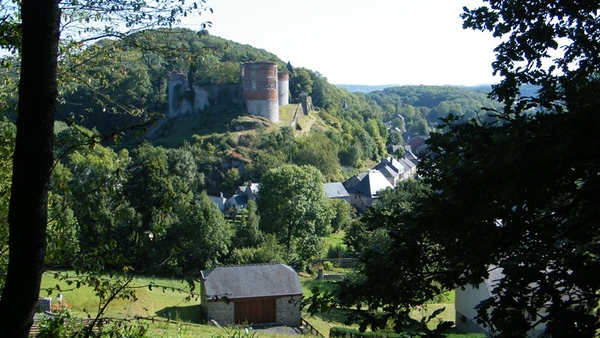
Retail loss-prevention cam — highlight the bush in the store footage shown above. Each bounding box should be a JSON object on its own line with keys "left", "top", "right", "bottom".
{"left": 326, "top": 244, "right": 348, "bottom": 259}
{"left": 329, "top": 327, "right": 411, "bottom": 338}
{"left": 37, "top": 310, "right": 150, "bottom": 338}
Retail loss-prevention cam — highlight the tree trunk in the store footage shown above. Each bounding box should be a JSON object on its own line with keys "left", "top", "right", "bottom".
{"left": 0, "top": 0, "right": 60, "bottom": 337}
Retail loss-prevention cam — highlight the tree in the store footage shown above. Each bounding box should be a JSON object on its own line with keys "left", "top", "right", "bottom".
{"left": 289, "top": 67, "right": 314, "bottom": 99}
{"left": 0, "top": 119, "right": 15, "bottom": 290}
{"left": 317, "top": 2, "right": 600, "bottom": 337}
{"left": 0, "top": 1, "right": 211, "bottom": 335}
{"left": 0, "top": 2, "right": 61, "bottom": 336}
{"left": 334, "top": 1, "right": 600, "bottom": 336}
{"left": 257, "top": 164, "right": 333, "bottom": 267}
{"left": 294, "top": 132, "right": 341, "bottom": 181}
{"left": 230, "top": 199, "right": 262, "bottom": 249}
{"left": 64, "top": 143, "right": 131, "bottom": 251}
{"left": 329, "top": 199, "right": 354, "bottom": 233}
{"left": 170, "top": 192, "right": 232, "bottom": 273}
{"left": 334, "top": 180, "right": 441, "bottom": 333}
{"left": 429, "top": 2, "right": 600, "bottom": 336}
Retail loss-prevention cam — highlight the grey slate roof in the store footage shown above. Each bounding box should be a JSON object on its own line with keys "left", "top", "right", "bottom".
{"left": 352, "top": 170, "right": 393, "bottom": 197}
{"left": 323, "top": 182, "right": 350, "bottom": 199}
{"left": 399, "top": 157, "right": 417, "bottom": 171}
{"left": 403, "top": 149, "right": 419, "bottom": 166}
{"left": 374, "top": 162, "right": 402, "bottom": 181}
{"left": 343, "top": 173, "right": 367, "bottom": 192}
{"left": 201, "top": 264, "right": 302, "bottom": 300}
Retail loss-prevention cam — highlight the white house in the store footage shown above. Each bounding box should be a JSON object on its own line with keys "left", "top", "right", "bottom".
{"left": 455, "top": 267, "right": 547, "bottom": 337}
{"left": 343, "top": 170, "right": 393, "bottom": 212}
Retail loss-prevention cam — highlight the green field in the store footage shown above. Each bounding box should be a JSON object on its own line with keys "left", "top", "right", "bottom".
{"left": 38, "top": 272, "right": 481, "bottom": 338}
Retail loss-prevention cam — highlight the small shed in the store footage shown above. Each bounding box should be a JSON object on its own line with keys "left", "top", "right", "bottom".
{"left": 200, "top": 263, "right": 302, "bottom": 326}
{"left": 323, "top": 182, "right": 350, "bottom": 202}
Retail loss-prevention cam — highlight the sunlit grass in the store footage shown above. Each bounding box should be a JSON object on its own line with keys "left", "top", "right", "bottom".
{"left": 39, "top": 272, "right": 200, "bottom": 320}
{"left": 38, "top": 272, "right": 474, "bottom": 338}
{"left": 323, "top": 231, "right": 345, "bottom": 249}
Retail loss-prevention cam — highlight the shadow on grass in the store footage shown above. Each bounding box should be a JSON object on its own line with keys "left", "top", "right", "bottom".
{"left": 308, "top": 308, "right": 352, "bottom": 324}
{"left": 156, "top": 304, "right": 203, "bottom": 323}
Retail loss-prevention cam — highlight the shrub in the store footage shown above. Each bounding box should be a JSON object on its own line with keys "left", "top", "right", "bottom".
{"left": 326, "top": 244, "right": 348, "bottom": 259}
{"left": 329, "top": 327, "right": 411, "bottom": 338}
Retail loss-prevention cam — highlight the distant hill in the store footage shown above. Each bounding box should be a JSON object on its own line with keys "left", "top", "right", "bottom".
{"left": 338, "top": 83, "right": 497, "bottom": 94}
{"left": 338, "top": 83, "right": 541, "bottom": 98}
{"left": 335, "top": 84, "right": 400, "bottom": 93}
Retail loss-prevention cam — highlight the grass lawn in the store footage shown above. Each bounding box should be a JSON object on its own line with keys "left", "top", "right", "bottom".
{"left": 40, "top": 272, "right": 202, "bottom": 321}
{"left": 323, "top": 231, "right": 345, "bottom": 250}
{"left": 301, "top": 276, "right": 483, "bottom": 338}
{"left": 39, "top": 272, "right": 482, "bottom": 338}
{"left": 39, "top": 272, "right": 295, "bottom": 337}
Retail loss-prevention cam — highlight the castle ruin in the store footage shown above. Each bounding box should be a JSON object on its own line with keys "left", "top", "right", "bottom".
{"left": 167, "top": 62, "right": 289, "bottom": 123}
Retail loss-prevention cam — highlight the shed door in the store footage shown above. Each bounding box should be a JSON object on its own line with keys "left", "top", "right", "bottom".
{"left": 234, "top": 299, "right": 276, "bottom": 324}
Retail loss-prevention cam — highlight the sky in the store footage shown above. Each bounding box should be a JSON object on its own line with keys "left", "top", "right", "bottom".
{"left": 180, "top": 0, "right": 502, "bottom": 86}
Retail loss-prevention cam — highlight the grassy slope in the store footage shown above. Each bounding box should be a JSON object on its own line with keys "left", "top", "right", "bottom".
{"left": 39, "top": 273, "right": 274, "bottom": 337}
{"left": 40, "top": 272, "right": 481, "bottom": 338}
{"left": 149, "top": 103, "right": 303, "bottom": 148}
{"left": 40, "top": 272, "right": 202, "bottom": 320}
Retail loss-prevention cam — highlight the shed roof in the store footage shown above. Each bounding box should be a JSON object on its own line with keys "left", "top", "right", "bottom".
{"left": 323, "top": 182, "right": 350, "bottom": 199}
{"left": 201, "top": 264, "right": 302, "bottom": 300}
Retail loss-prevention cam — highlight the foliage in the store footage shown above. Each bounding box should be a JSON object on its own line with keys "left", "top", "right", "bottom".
{"left": 37, "top": 308, "right": 150, "bottom": 338}
{"left": 0, "top": 119, "right": 14, "bottom": 292}
{"left": 171, "top": 192, "right": 232, "bottom": 272}
{"left": 257, "top": 164, "right": 334, "bottom": 268}
{"left": 326, "top": 245, "right": 348, "bottom": 259}
{"left": 0, "top": 0, "right": 214, "bottom": 334}
{"left": 329, "top": 327, "right": 412, "bottom": 338}
{"left": 0, "top": 2, "right": 540, "bottom": 336}
{"left": 37, "top": 308, "right": 83, "bottom": 338}
{"left": 210, "top": 327, "right": 261, "bottom": 338}
{"left": 226, "top": 234, "right": 284, "bottom": 266}
{"left": 324, "top": 1, "right": 600, "bottom": 337}
{"left": 57, "top": 28, "right": 282, "bottom": 136}
{"left": 289, "top": 67, "right": 313, "bottom": 100}
{"left": 322, "top": 261, "right": 335, "bottom": 271}
{"left": 368, "top": 85, "right": 502, "bottom": 134}
{"left": 413, "top": 1, "right": 600, "bottom": 336}
{"left": 329, "top": 327, "right": 484, "bottom": 338}
{"left": 293, "top": 132, "right": 342, "bottom": 180}
{"left": 229, "top": 200, "right": 262, "bottom": 249}
{"left": 332, "top": 180, "right": 443, "bottom": 333}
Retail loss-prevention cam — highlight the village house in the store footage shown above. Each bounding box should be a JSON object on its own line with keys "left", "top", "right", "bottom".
{"left": 456, "top": 267, "right": 547, "bottom": 337}
{"left": 210, "top": 152, "right": 419, "bottom": 214}
{"left": 224, "top": 182, "right": 260, "bottom": 214}
{"left": 200, "top": 263, "right": 302, "bottom": 326}
{"left": 343, "top": 170, "right": 394, "bottom": 212}
{"left": 323, "top": 182, "right": 350, "bottom": 202}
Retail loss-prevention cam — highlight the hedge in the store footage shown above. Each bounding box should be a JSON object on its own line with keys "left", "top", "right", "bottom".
{"left": 329, "top": 327, "right": 411, "bottom": 338}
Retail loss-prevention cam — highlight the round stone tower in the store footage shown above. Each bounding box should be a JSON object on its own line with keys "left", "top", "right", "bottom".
{"left": 278, "top": 72, "right": 289, "bottom": 106}
{"left": 241, "top": 62, "right": 279, "bottom": 123}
